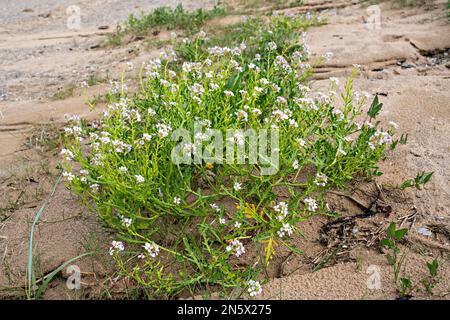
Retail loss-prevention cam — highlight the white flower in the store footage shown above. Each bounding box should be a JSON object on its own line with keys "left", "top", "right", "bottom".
{"left": 297, "top": 138, "right": 306, "bottom": 147}
{"left": 168, "top": 70, "right": 176, "bottom": 78}
{"left": 314, "top": 173, "right": 328, "bottom": 187}
{"left": 173, "top": 197, "right": 181, "bottom": 205}
{"left": 224, "top": 90, "right": 234, "bottom": 97}
{"left": 277, "top": 223, "right": 293, "bottom": 238}
{"left": 219, "top": 217, "right": 226, "bottom": 224}
{"left": 267, "top": 41, "right": 277, "bottom": 51}
{"left": 252, "top": 108, "right": 262, "bottom": 116}
{"left": 344, "top": 135, "right": 353, "bottom": 142}
{"left": 210, "top": 203, "right": 220, "bottom": 212}
{"left": 198, "top": 30, "right": 207, "bottom": 39}
{"left": 304, "top": 197, "right": 318, "bottom": 212}
{"left": 90, "top": 183, "right": 99, "bottom": 192}
{"left": 292, "top": 160, "right": 299, "bottom": 170}
{"left": 63, "top": 171, "right": 75, "bottom": 182}
{"left": 183, "top": 142, "right": 196, "bottom": 157}
{"left": 233, "top": 181, "right": 242, "bottom": 191}
{"left": 232, "top": 47, "right": 242, "bottom": 56}
{"left": 235, "top": 109, "right": 248, "bottom": 122}
{"left": 329, "top": 77, "right": 339, "bottom": 86}
{"left": 260, "top": 78, "right": 269, "bottom": 85}
{"left": 109, "top": 241, "right": 124, "bottom": 255}
{"left": 192, "top": 96, "right": 202, "bottom": 105}
{"left": 143, "top": 242, "right": 160, "bottom": 258}
{"left": 274, "top": 201, "right": 289, "bottom": 220}
{"left": 254, "top": 86, "right": 264, "bottom": 94}
{"left": 234, "top": 221, "right": 242, "bottom": 228}
{"left": 60, "top": 148, "right": 74, "bottom": 161}
{"left": 111, "top": 140, "right": 132, "bottom": 153}
{"left": 247, "top": 280, "right": 262, "bottom": 297}
{"left": 191, "top": 83, "right": 204, "bottom": 96}
{"left": 276, "top": 96, "right": 287, "bottom": 104}
{"left": 118, "top": 166, "right": 128, "bottom": 173}
{"left": 230, "top": 59, "right": 239, "bottom": 69}
{"left": 121, "top": 217, "right": 132, "bottom": 228}
{"left": 274, "top": 56, "right": 292, "bottom": 72}
{"left": 371, "top": 130, "right": 393, "bottom": 146}
{"left": 333, "top": 109, "right": 344, "bottom": 121}
{"left": 135, "top": 175, "right": 145, "bottom": 184}
{"left": 272, "top": 83, "right": 281, "bottom": 92}
{"left": 156, "top": 123, "right": 172, "bottom": 138}
{"left": 226, "top": 239, "right": 245, "bottom": 257}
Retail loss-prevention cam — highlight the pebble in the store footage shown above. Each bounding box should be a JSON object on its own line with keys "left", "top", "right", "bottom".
{"left": 417, "top": 227, "right": 432, "bottom": 237}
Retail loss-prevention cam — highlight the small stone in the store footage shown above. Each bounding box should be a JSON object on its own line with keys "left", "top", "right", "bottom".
{"left": 417, "top": 227, "right": 432, "bottom": 237}
{"left": 401, "top": 62, "right": 415, "bottom": 69}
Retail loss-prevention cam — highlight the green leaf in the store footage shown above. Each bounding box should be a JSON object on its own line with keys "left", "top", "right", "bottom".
{"left": 380, "top": 238, "right": 393, "bottom": 248}
{"left": 400, "top": 277, "right": 412, "bottom": 291}
{"left": 420, "top": 172, "right": 434, "bottom": 184}
{"left": 386, "top": 254, "right": 395, "bottom": 265}
{"left": 400, "top": 179, "right": 415, "bottom": 190}
{"left": 386, "top": 222, "right": 396, "bottom": 238}
{"left": 394, "top": 228, "right": 408, "bottom": 240}
{"left": 399, "top": 133, "right": 408, "bottom": 145}
{"left": 427, "top": 259, "right": 439, "bottom": 277}
{"left": 367, "top": 95, "right": 383, "bottom": 118}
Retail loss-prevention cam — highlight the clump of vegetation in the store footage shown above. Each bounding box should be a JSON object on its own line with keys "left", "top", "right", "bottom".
{"left": 362, "top": 0, "right": 427, "bottom": 7}
{"left": 380, "top": 222, "right": 440, "bottom": 298}
{"left": 231, "top": 0, "right": 304, "bottom": 12}
{"left": 62, "top": 12, "right": 403, "bottom": 298}
{"left": 50, "top": 84, "right": 75, "bottom": 101}
{"left": 174, "top": 13, "right": 323, "bottom": 65}
{"left": 108, "top": 4, "right": 226, "bottom": 45}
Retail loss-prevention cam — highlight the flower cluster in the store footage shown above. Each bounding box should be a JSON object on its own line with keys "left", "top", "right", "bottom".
{"left": 143, "top": 242, "right": 160, "bottom": 258}
{"left": 109, "top": 241, "right": 124, "bottom": 256}
{"left": 226, "top": 240, "right": 245, "bottom": 257}
{"left": 247, "top": 280, "right": 263, "bottom": 297}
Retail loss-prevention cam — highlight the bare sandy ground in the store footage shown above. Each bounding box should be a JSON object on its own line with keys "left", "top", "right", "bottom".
{"left": 0, "top": 0, "right": 449, "bottom": 299}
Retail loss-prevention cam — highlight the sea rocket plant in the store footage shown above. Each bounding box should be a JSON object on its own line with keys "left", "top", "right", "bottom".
{"left": 61, "top": 13, "right": 401, "bottom": 297}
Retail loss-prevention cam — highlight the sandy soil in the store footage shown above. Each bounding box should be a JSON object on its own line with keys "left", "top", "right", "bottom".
{"left": 0, "top": 0, "right": 449, "bottom": 299}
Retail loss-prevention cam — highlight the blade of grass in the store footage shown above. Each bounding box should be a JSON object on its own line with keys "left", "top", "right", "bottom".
{"left": 26, "top": 172, "right": 62, "bottom": 299}
{"left": 34, "top": 251, "right": 94, "bottom": 299}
